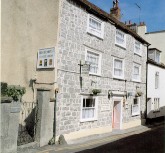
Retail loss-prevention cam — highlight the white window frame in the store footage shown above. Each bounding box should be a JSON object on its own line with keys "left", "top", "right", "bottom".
{"left": 80, "top": 96, "right": 98, "bottom": 122}
{"left": 115, "top": 29, "right": 126, "bottom": 48}
{"left": 85, "top": 48, "right": 102, "bottom": 76}
{"left": 155, "top": 51, "right": 160, "bottom": 63}
{"left": 132, "top": 63, "right": 141, "bottom": 82}
{"left": 87, "top": 14, "right": 104, "bottom": 39}
{"left": 132, "top": 97, "right": 140, "bottom": 116}
{"left": 113, "top": 57, "right": 124, "bottom": 79}
{"left": 153, "top": 98, "right": 160, "bottom": 112}
{"left": 155, "top": 72, "right": 159, "bottom": 89}
{"left": 134, "top": 40, "right": 142, "bottom": 56}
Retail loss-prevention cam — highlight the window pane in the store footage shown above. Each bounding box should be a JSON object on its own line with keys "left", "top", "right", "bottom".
{"left": 82, "top": 97, "right": 96, "bottom": 119}
{"left": 135, "top": 41, "right": 141, "bottom": 54}
{"left": 82, "top": 108, "right": 94, "bottom": 119}
{"left": 116, "top": 31, "right": 125, "bottom": 45}
{"left": 83, "top": 99, "right": 86, "bottom": 107}
{"left": 87, "top": 51, "right": 99, "bottom": 74}
{"left": 114, "top": 59, "right": 123, "bottom": 77}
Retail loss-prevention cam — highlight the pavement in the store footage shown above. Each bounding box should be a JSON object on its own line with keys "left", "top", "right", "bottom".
{"left": 17, "top": 120, "right": 165, "bottom": 153}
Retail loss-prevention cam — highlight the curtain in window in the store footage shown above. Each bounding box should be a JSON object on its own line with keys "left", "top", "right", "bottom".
{"left": 133, "top": 66, "right": 139, "bottom": 80}
{"left": 89, "top": 18, "right": 101, "bottom": 31}
{"left": 135, "top": 41, "right": 140, "bottom": 53}
{"left": 82, "top": 98, "right": 95, "bottom": 119}
{"left": 87, "top": 51, "right": 99, "bottom": 74}
{"left": 114, "top": 59, "right": 122, "bottom": 76}
{"left": 116, "top": 31, "right": 124, "bottom": 44}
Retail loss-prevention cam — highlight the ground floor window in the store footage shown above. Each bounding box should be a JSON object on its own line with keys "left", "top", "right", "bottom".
{"left": 132, "top": 97, "right": 140, "bottom": 116}
{"left": 154, "top": 98, "right": 160, "bottom": 112}
{"left": 80, "top": 96, "right": 98, "bottom": 122}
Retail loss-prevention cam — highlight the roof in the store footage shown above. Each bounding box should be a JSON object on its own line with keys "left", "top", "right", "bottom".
{"left": 72, "top": 0, "right": 149, "bottom": 45}
{"left": 146, "top": 30, "right": 165, "bottom": 34}
{"left": 147, "top": 58, "right": 165, "bottom": 69}
{"left": 149, "top": 48, "right": 162, "bottom": 52}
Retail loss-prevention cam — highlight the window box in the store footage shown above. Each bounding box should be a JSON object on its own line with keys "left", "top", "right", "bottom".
{"left": 115, "top": 29, "right": 126, "bottom": 48}
{"left": 85, "top": 49, "right": 102, "bottom": 76}
{"left": 134, "top": 40, "right": 142, "bottom": 56}
{"left": 80, "top": 96, "right": 98, "bottom": 122}
{"left": 132, "top": 63, "right": 141, "bottom": 82}
{"left": 87, "top": 14, "right": 104, "bottom": 39}
{"left": 113, "top": 57, "right": 124, "bottom": 79}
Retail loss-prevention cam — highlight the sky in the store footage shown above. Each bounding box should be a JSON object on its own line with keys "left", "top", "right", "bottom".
{"left": 89, "top": 0, "right": 165, "bottom": 32}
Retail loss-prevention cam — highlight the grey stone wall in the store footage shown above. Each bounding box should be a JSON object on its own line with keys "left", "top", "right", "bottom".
{"left": 0, "top": 100, "right": 20, "bottom": 153}
{"left": 56, "top": 0, "right": 147, "bottom": 136}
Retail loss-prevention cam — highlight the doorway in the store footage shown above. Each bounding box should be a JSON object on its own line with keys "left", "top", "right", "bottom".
{"left": 112, "top": 99, "right": 122, "bottom": 129}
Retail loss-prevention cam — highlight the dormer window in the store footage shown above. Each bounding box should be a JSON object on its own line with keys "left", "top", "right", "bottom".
{"left": 148, "top": 48, "right": 161, "bottom": 63}
{"left": 155, "top": 51, "right": 160, "bottom": 63}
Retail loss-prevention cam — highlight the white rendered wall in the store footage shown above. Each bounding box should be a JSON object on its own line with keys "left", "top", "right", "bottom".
{"left": 147, "top": 64, "right": 165, "bottom": 118}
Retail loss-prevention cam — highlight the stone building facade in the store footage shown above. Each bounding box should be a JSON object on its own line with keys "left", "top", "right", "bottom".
{"left": 1, "top": 0, "right": 149, "bottom": 145}
{"left": 55, "top": 0, "right": 148, "bottom": 142}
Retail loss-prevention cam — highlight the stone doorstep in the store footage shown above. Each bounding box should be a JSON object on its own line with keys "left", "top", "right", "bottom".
{"left": 17, "top": 141, "right": 39, "bottom": 151}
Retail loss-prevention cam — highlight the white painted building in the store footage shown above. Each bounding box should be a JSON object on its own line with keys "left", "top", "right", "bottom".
{"left": 147, "top": 48, "right": 165, "bottom": 118}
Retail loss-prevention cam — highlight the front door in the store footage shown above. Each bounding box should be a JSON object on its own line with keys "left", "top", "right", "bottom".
{"left": 112, "top": 100, "right": 122, "bottom": 129}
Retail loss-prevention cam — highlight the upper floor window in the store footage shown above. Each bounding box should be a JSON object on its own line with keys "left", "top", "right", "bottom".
{"left": 115, "top": 29, "right": 126, "bottom": 48}
{"left": 155, "top": 51, "right": 160, "bottom": 63}
{"left": 134, "top": 40, "right": 142, "bottom": 56}
{"left": 148, "top": 49, "right": 161, "bottom": 63}
{"left": 87, "top": 14, "right": 104, "bottom": 39}
{"left": 113, "top": 58, "right": 124, "bottom": 79}
{"left": 155, "top": 72, "right": 159, "bottom": 89}
{"left": 132, "top": 97, "right": 140, "bottom": 116}
{"left": 132, "top": 63, "right": 141, "bottom": 82}
{"left": 80, "top": 96, "right": 98, "bottom": 122}
{"left": 85, "top": 49, "right": 102, "bottom": 76}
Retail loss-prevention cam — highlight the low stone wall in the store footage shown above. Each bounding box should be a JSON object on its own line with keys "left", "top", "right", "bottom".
{"left": 0, "top": 98, "right": 20, "bottom": 153}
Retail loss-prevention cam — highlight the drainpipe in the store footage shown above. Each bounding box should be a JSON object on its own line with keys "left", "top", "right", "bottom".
{"left": 53, "top": 90, "right": 58, "bottom": 144}
{"left": 146, "top": 43, "right": 151, "bottom": 123}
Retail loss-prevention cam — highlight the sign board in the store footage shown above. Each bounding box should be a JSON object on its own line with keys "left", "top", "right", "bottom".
{"left": 82, "top": 64, "right": 90, "bottom": 74}
{"left": 37, "top": 47, "right": 55, "bottom": 69}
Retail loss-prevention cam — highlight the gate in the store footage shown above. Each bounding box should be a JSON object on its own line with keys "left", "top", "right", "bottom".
{"left": 17, "top": 101, "right": 38, "bottom": 146}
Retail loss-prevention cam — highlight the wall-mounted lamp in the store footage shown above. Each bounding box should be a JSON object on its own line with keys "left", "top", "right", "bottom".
{"left": 108, "top": 90, "right": 113, "bottom": 99}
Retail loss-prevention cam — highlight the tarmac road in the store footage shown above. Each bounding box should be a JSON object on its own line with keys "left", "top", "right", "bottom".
{"left": 76, "top": 126, "right": 165, "bottom": 153}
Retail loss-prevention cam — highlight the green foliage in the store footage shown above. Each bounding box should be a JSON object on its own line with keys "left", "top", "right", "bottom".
{"left": 1, "top": 82, "right": 26, "bottom": 101}
{"left": 1, "top": 82, "right": 8, "bottom": 96}
{"left": 6, "top": 85, "right": 26, "bottom": 101}
{"left": 92, "top": 89, "right": 101, "bottom": 95}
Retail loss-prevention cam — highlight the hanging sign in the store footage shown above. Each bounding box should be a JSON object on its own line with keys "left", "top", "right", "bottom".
{"left": 37, "top": 47, "right": 55, "bottom": 69}
{"left": 81, "top": 64, "right": 90, "bottom": 74}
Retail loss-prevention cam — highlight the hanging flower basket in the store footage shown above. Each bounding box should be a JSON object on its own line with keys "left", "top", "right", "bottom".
{"left": 92, "top": 89, "right": 102, "bottom": 95}
{"left": 135, "top": 91, "right": 143, "bottom": 97}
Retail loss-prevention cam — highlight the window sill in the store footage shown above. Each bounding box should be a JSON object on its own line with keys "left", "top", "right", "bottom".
{"left": 132, "top": 113, "right": 140, "bottom": 116}
{"left": 113, "top": 76, "right": 125, "bottom": 81}
{"left": 89, "top": 73, "right": 102, "bottom": 77}
{"left": 132, "top": 79, "right": 141, "bottom": 83}
{"left": 115, "top": 43, "right": 126, "bottom": 50}
{"left": 87, "top": 31, "right": 104, "bottom": 40}
{"left": 134, "top": 52, "right": 142, "bottom": 57}
{"left": 80, "top": 118, "right": 97, "bottom": 123}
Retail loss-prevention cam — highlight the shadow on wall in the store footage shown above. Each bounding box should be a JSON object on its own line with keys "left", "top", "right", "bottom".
{"left": 17, "top": 106, "right": 38, "bottom": 146}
